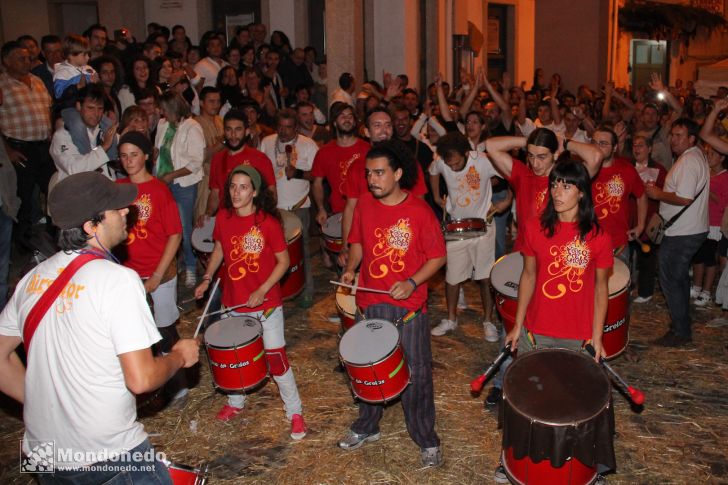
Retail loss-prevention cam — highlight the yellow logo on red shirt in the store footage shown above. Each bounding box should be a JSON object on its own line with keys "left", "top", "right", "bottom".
{"left": 535, "top": 188, "right": 547, "bottom": 211}
{"left": 455, "top": 166, "right": 482, "bottom": 207}
{"left": 126, "top": 194, "right": 151, "bottom": 244}
{"left": 369, "top": 218, "right": 413, "bottom": 278}
{"left": 228, "top": 225, "right": 264, "bottom": 280}
{"left": 593, "top": 174, "right": 625, "bottom": 220}
{"left": 542, "top": 236, "right": 591, "bottom": 299}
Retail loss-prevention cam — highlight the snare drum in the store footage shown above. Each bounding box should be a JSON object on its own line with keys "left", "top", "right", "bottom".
{"left": 192, "top": 217, "right": 216, "bottom": 268}
{"left": 603, "top": 259, "right": 630, "bottom": 359}
{"left": 335, "top": 273, "right": 359, "bottom": 331}
{"left": 322, "top": 213, "right": 343, "bottom": 253}
{"left": 491, "top": 254, "right": 631, "bottom": 359}
{"left": 339, "top": 319, "right": 410, "bottom": 403}
{"left": 442, "top": 217, "right": 487, "bottom": 241}
{"left": 501, "top": 349, "right": 615, "bottom": 485}
{"left": 204, "top": 316, "right": 268, "bottom": 392}
{"left": 166, "top": 461, "right": 207, "bottom": 485}
{"left": 279, "top": 210, "right": 305, "bottom": 300}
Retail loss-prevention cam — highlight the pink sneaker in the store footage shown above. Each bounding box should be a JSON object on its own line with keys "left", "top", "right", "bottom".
{"left": 216, "top": 404, "right": 243, "bottom": 422}
{"left": 290, "top": 414, "right": 307, "bottom": 440}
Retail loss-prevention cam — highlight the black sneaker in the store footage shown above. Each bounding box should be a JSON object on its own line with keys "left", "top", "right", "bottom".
{"left": 484, "top": 387, "right": 502, "bottom": 407}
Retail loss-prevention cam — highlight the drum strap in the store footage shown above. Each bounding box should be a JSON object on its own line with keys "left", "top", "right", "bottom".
{"left": 613, "top": 244, "right": 626, "bottom": 257}
{"left": 23, "top": 253, "right": 102, "bottom": 354}
{"left": 394, "top": 308, "right": 421, "bottom": 327}
{"left": 261, "top": 307, "right": 276, "bottom": 320}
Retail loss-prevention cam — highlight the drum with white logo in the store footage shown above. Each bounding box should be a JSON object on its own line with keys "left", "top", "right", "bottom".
{"left": 204, "top": 316, "right": 267, "bottom": 392}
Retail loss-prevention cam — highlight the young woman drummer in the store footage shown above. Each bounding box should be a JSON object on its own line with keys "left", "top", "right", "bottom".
{"left": 194, "top": 165, "right": 307, "bottom": 439}
{"left": 505, "top": 158, "right": 613, "bottom": 359}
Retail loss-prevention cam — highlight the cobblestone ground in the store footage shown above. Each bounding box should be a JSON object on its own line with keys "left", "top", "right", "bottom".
{"left": 0, "top": 237, "right": 726, "bottom": 484}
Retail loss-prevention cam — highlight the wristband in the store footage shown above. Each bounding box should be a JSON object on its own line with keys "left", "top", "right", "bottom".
{"left": 202, "top": 275, "right": 212, "bottom": 282}
{"left": 563, "top": 138, "right": 570, "bottom": 151}
{"left": 407, "top": 277, "right": 417, "bottom": 289}
{"left": 294, "top": 168, "right": 305, "bottom": 179}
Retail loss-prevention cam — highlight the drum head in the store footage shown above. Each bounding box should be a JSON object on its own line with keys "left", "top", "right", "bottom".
{"left": 191, "top": 216, "right": 216, "bottom": 253}
{"left": 504, "top": 349, "right": 610, "bottom": 425}
{"left": 608, "top": 258, "right": 630, "bottom": 296}
{"left": 323, "top": 213, "right": 343, "bottom": 239}
{"left": 340, "top": 319, "right": 398, "bottom": 364}
{"left": 335, "top": 273, "right": 359, "bottom": 313}
{"left": 204, "top": 316, "right": 261, "bottom": 347}
{"left": 490, "top": 252, "right": 523, "bottom": 298}
{"left": 280, "top": 210, "right": 302, "bottom": 242}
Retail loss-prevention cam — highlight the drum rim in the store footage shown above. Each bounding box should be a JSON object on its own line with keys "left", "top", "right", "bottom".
{"left": 339, "top": 319, "right": 401, "bottom": 364}
{"left": 339, "top": 342, "right": 404, "bottom": 368}
{"left": 335, "top": 295, "right": 356, "bottom": 317}
{"left": 609, "top": 259, "right": 630, "bottom": 297}
{"left": 502, "top": 348, "right": 611, "bottom": 426}
{"left": 212, "top": 373, "right": 268, "bottom": 392}
{"left": 444, "top": 217, "right": 487, "bottom": 226}
{"left": 490, "top": 252, "right": 523, "bottom": 296}
{"left": 204, "top": 318, "right": 262, "bottom": 348}
{"left": 322, "top": 213, "right": 343, "bottom": 238}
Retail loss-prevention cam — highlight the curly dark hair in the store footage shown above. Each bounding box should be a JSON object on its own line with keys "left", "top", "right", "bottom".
{"left": 366, "top": 139, "right": 418, "bottom": 190}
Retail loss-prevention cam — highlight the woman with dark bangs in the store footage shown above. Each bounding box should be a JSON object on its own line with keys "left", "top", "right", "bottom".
{"left": 504, "top": 159, "right": 613, "bottom": 360}
{"left": 194, "top": 165, "right": 307, "bottom": 438}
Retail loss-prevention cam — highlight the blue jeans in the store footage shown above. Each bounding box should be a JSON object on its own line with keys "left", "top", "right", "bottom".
{"left": 0, "top": 208, "right": 11, "bottom": 311}
{"left": 659, "top": 233, "right": 707, "bottom": 338}
{"left": 491, "top": 189, "right": 510, "bottom": 261}
{"left": 169, "top": 183, "right": 198, "bottom": 272}
{"left": 36, "top": 439, "right": 172, "bottom": 484}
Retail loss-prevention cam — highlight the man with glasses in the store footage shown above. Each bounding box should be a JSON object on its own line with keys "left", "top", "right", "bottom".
{"left": 590, "top": 126, "right": 647, "bottom": 266}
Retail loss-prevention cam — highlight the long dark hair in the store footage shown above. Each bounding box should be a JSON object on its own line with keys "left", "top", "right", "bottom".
{"left": 223, "top": 168, "right": 280, "bottom": 223}
{"left": 540, "top": 159, "right": 598, "bottom": 241}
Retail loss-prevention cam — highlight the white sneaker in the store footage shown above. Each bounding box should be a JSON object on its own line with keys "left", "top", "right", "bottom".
{"left": 633, "top": 295, "right": 652, "bottom": 303}
{"left": 483, "top": 321, "right": 499, "bottom": 342}
{"left": 185, "top": 270, "right": 196, "bottom": 288}
{"left": 694, "top": 291, "right": 712, "bottom": 307}
{"left": 431, "top": 319, "right": 457, "bottom": 336}
{"left": 690, "top": 285, "right": 701, "bottom": 300}
{"left": 457, "top": 287, "right": 467, "bottom": 310}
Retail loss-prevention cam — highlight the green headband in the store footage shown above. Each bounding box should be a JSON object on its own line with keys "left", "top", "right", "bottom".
{"left": 231, "top": 164, "right": 262, "bottom": 192}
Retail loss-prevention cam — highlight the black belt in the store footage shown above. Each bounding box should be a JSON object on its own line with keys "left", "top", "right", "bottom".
{"left": 5, "top": 137, "right": 48, "bottom": 146}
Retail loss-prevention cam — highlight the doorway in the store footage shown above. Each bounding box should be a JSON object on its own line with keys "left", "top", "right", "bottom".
{"left": 630, "top": 39, "right": 669, "bottom": 90}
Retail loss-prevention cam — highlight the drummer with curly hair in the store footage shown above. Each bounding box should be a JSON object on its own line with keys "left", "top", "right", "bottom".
{"left": 194, "top": 165, "right": 307, "bottom": 439}
{"left": 338, "top": 140, "right": 446, "bottom": 467}
{"left": 428, "top": 131, "right": 508, "bottom": 341}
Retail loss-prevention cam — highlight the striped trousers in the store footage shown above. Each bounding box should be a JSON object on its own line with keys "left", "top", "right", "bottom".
{"left": 350, "top": 303, "right": 440, "bottom": 449}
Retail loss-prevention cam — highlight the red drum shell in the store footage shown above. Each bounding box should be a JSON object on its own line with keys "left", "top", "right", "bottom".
{"left": 204, "top": 317, "right": 268, "bottom": 392}
{"left": 322, "top": 213, "right": 343, "bottom": 253}
{"left": 280, "top": 210, "right": 305, "bottom": 300}
{"left": 501, "top": 349, "right": 612, "bottom": 485}
{"left": 167, "top": 462, "right": 207, "bottom": 485}
{"left": 442, "top": 218, "right": 487, "bottom": 241}
{"left": 339, "top": 319, "right": 410, "bottom": 403}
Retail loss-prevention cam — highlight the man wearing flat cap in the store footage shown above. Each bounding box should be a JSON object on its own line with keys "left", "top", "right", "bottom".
{"left": 0, "top": 171, "right": 199, "bottom": 482}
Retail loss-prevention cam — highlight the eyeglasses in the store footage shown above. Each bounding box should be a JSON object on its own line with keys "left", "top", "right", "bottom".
{"left": 592, "top": 140, "right": 612, "bottom": 148}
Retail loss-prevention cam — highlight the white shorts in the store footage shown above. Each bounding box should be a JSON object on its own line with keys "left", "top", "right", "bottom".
{"left": 149, "top": 276, "right": 180, "bottom": 327}
{"left": 445, "top": 224, "right": 496, "bottom": 285}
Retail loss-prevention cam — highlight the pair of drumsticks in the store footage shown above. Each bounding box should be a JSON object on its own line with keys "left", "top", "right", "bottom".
{"left": 470, "top": 344, "right": 645, "bottom": 405}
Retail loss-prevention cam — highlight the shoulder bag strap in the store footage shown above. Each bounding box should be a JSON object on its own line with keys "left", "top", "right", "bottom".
{"left": 663, "top": 183, "right": 707, "bottom": 229}
{"left": 23, "top": 253, "right": 102, "bottom": 353}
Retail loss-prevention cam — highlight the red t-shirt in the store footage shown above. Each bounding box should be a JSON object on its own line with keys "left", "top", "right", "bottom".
{"left": 522, "top": 219, "right": 613, "bottom": 340}
{"left": 591, "top": 157, "right": 645, "bottom": 248}
{"left": 116, "top": 177, "right": 182, "bottom": 278}
{"left": 209, "top": 147, "right": 276, "bottom": 204}
{"left": 213, "top": 210, "right": 287, "bottom": 312}
{"left": 343, "top": 156, "right": 428, "bottom": 199}
{"left": 348, "top": 192, "right": 446, "bottom": 311}
{"left": 508, "top": 159, "right": 550, "bottom": 251}
{"left": 311, "top": 138, "right": 370, "bottom": 213}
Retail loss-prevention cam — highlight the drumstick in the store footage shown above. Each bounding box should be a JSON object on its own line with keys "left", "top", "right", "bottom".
{"left": 585, "top": 344, "right": 645, "bottom": 405}
{"left": 330, "top": 280, "right": 390, "bottom": 295}
{"left": 470, "top": 343, "right": 512, "bottom": 393}
{"left": 193, "top": 277, "right": 220, "bottom": 339}
{"left": 204, "top": 299, "right": 269, "bottom": 317}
